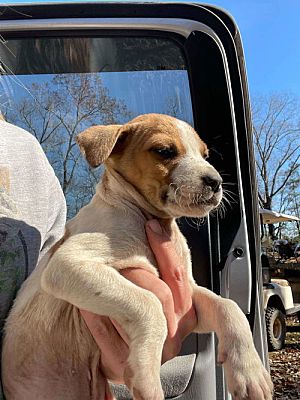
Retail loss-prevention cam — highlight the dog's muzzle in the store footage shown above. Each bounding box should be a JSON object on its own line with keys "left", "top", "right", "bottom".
{"left": 202, "top": 172, "right": 222, "bottom": 194}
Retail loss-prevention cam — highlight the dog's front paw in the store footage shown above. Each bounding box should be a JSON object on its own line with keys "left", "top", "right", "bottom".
{"left": 124, "top": 365, "right": 164, "bottom": 400}
{"left": 220, "top": 345, "right": 273, "bottom": 400}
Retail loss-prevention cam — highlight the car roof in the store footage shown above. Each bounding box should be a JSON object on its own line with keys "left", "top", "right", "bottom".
{"left": 0, "top": 0, "right": 200, "bottom": 6}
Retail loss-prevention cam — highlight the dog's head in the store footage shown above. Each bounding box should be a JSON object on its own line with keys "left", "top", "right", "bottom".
{"left": 77, "top": 114, "right": 222, "bottom": 218}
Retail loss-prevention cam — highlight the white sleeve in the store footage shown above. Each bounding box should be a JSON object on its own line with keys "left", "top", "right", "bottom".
{"left": 40, "top": 173, "right": 67, "bottom": 259}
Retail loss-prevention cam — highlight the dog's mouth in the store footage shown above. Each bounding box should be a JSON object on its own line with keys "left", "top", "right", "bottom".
{"left": 162, "top": 184, "right": 222, "bottom": 216}
{"left": 168, "top": 194, "right": 220, "bottom": 207}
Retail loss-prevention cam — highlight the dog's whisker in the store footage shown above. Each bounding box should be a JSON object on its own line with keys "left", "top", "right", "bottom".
{"left": 222, "top": 190, "right": 238, "bottom": 204}
{"left": 223, "top": 193, "right": 237, "bottom": 207}
{"left": 222, "top": 182, "right": 237, "bottom": 187}
{"left": 222, "top": 190, "right": 236, "bottom": 198}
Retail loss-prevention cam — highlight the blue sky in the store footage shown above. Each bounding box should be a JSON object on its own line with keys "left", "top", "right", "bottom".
{"left": 211, "top": 0, "right": 300, "bottom": 97}
{"left": 1, "top": 0, "right": 299, "bottom": 98}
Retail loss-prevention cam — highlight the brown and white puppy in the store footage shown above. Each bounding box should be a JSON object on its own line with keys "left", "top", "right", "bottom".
{"left": 2, "top": 114, "right": 273, "bottom": 400}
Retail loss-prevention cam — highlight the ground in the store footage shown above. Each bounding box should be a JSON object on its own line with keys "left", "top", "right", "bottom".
{"left": 269, "top": 317, "right": 300, "bottom": 400}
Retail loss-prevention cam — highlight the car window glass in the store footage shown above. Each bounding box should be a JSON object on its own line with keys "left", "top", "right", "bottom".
{"left": 0, "top": 36, "right": 193, "bottom": 217}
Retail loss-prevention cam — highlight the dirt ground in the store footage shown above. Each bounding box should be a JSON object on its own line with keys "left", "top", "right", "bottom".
{"left": 269, "top": 317, "right": 300, "bottom": 400}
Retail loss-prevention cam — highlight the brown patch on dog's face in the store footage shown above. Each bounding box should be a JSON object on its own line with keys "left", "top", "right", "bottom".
{"left": 107, "top": 114, "right": 187, "bottom": 212}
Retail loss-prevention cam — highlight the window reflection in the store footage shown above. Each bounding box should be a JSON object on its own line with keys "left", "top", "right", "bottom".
{"left": 0, "top": 36, "right": 193, "bottom": 217}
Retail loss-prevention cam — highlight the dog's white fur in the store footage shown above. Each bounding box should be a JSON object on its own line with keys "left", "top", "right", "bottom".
{"left": 2, "top": 114, "right": 272, "bottom": 400}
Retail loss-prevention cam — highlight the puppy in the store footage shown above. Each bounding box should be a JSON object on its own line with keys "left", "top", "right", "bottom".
{"left": 2, "top": 114, "right": 273, "bottom": 400}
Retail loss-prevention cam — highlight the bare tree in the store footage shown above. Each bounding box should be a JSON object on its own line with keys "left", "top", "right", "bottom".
{"left": 6, "top": 73, "right": 132, "bottom": 217}
{"left": 277, "top": 172, "right": 300, "bottom": 238}
{"left": 164, "top": 93, "right": 193, "bottom": 126}
{"left": 252, "top": 93, "right": 300, "bottom": 237}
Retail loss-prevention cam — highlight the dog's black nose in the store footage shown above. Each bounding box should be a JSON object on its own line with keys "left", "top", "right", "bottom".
{"left": 203, "top": 174, "right": 222, "bottom": 193}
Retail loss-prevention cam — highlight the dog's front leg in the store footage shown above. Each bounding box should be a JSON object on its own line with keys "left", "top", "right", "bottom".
{"left": 41, "top": 252, "right": 167, "bottom": 400}
{"left": 192, "top": 286, "right": 273, "bottom": 400}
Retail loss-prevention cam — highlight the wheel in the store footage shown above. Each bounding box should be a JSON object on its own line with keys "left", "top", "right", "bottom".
{"left": 265, "top": 307, "right": 286, "bottom": 351}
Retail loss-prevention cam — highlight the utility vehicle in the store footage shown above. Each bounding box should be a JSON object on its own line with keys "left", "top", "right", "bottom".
{"left": 260, "top": 208, "right": 300, "bottom": 351}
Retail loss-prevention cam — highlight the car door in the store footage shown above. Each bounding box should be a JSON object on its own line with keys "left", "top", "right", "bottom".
{"left": 0, "top": 2, "right": 269, "bottom": 399}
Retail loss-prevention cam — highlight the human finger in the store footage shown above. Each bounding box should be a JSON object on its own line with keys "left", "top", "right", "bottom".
{"left": 80, "top": 309, "right": 129, "bottom": 382}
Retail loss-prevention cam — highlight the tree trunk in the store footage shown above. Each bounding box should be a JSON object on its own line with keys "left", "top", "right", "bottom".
{"left": 263, "top": 197, "right": 276, "bottom": 239}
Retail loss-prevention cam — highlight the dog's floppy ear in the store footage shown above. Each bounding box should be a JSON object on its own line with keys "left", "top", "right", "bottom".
{"left": 76, "top": 124, "right": 123, "bottom": 167}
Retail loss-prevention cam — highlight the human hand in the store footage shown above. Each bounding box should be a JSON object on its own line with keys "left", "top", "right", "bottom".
{"left": 80, "top": 219, "right": 197, "bottom": 382}
{"left": 144, "top": 219, "right": 197, "bottom": 362}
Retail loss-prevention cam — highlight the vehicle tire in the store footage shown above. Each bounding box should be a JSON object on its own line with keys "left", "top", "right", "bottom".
{"left": 265, "top": 307, "right": 286, "bottom": 351}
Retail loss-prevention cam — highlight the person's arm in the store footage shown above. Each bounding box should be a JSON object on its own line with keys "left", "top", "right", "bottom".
{"left": 145, "top": 219, "right": 197, "bottom": 360}
{"left": 0, "top": 121, "right": 67, "bottom": 400}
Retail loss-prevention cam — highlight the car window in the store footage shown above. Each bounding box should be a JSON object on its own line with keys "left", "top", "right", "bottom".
{"left": 0, "top": 36, "right": 193, "bottom": 218}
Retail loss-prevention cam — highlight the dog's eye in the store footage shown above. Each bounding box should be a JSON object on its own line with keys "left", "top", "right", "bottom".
{"left": 151, "top": 146, "right": 178, "bottom": 160}
{"left": 203, "top": 152, "right": 209, "bottom": 160}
